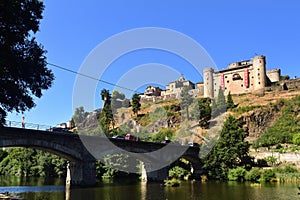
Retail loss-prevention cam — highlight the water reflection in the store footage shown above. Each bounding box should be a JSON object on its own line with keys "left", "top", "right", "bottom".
{"left": 0, "top": 176, "right": 300, "bottom": 200}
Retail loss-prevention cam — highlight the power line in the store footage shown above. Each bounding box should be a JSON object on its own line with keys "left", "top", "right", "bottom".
{"left": 47, "top": 62, "right": 139, "bottom": 93}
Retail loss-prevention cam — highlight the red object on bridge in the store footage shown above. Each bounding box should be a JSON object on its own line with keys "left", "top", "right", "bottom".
{"left": 125, "top": 134, "right": 140, "bottom": 141}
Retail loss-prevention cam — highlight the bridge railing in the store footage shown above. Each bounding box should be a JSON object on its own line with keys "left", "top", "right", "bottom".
{"left": 4, "top": 120, "right": 52, "bottom": 131}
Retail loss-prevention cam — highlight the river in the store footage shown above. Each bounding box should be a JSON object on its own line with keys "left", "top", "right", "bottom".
{"left": 0, "top": 176, "right": 299, "bottom": 200}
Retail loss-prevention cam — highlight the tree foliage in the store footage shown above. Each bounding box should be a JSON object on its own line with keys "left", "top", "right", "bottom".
{"left": 0, "top": 148, "right": 66, "bottom": 177}
{"left": 216, "top": 87, "right": 226, "bottom": 113}
{"left": 131, "top": 93, "right": 141, "bottom": 116}
{"left": 99, "top": 89, "right": 114, "bottom": 136}
{"left": 0, "top": 0, "right": 54, "bottom": 125}
{"left": 226, "top": 92, "right": 235, "bottom": 110}
{"left": 180, "top": 86, "right": 193, "bottom": 120}
{"left": 72, "top": 106, "right": 89, "bottom": 125}
{"left": 111, "top": 90, "right": 129, "bottom": 111}
{"left": 198, "top": 98, "right": 212, "bottom": 128}
{"left": 203, "top": 115, "right": 252, "bottom": 180}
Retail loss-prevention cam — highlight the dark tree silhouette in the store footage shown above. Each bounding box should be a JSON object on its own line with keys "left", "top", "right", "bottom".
{"left": 0, "top": 0, "right": 54, "bottom": 125}
{"left": 131, "top": 93, "right": 141, "bottom": 116}
{"left": 99, "top": 89, "right": 114, "bottom": 135}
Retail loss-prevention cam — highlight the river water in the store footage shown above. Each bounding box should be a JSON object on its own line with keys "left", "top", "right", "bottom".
{"left": 0, "top": 176, "right": 299, "bottom": 200}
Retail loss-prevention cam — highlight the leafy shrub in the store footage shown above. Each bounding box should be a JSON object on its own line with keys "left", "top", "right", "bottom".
{"left": 293, "top": 133, "right": 300, "bottom": 145}
{"left": 261, "top": 169, "right": 276, "bottom": 182}
{"left": 169, "top": 166, "right": 191, "bottom": 180}
{"left": 228, "top": 167, "right": 246, "bottom": 181}
{"left": 245, "top": 168, "right": 261, "bottom": 182}
{"left": 151, "top": 128, "right": 174, "bottom": 142}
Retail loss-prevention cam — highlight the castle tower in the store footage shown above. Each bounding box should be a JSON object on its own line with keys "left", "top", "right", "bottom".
{"left": 253, "top": 55, "right": 267, "bottom": 91}
{"left": 203, "top": 68, "right": 214, "bottom": 98}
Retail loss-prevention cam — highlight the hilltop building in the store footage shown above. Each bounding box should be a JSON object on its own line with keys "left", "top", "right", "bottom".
{"left": 161, "top": 75, "right": 195, "bottom": 97}
{"left": 204, "top": 55, "right": 281, "bottom": 98}
{"left": 139, "top": 86, "right": 162, "bottom": 101}
{"left": 139, "top": 55, "right": 283, "bottom": 102}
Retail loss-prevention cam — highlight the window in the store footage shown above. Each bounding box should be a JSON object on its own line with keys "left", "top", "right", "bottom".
{"left": 227, "top": 80, "right": 230, "bottom": 83}
{"left": 232, "top": 73, "right": 242, "bottom": 80}
{"left": 241, "top": 84, "right": 244, "bottom": 87}
{"left": 258, "top": 82, "right": 261, "bottom": 85}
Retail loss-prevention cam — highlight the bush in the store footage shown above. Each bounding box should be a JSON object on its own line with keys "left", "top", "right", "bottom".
{"left": 245, "top": 168, "right": 261, "bottom": 182}
{"left": 169, "top": 166, "right": 191, "bottom": 180}
{"left": 228, "top": 167, "right": 246, "bottom": 181}
{"left": 261, "top": 169, "right": 276, "bottom": 182}
{"left": 151, "top": 128, "right": 174, "bottom": 142}
{"left": 293, "top": 133, "right": 300, "bottom": 145}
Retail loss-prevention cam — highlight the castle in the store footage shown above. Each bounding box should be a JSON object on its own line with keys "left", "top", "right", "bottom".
{"left": 140, "top": 55, "right": 282, "bottom": 101}
{"left": 204, "top": 55, "right": 281, "bottom": 98}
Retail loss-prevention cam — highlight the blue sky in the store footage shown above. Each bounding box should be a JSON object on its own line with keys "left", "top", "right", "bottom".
{"left": 7, "top": 0, "right": 300, "bottom": 126}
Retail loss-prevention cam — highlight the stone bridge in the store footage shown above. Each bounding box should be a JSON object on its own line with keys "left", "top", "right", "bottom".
{"left": 0, "top": 127, "right": 202, "bottom": 187}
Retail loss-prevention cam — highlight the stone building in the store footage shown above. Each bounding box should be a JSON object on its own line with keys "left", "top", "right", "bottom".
{"left": 161, "top": 75, "right": 195, "bottom": 96}
{"left": 140, "top": 86, "right": 162, "bottom": 101}
{"left": 204, "top": 55, "right": 281, "bottom": 98}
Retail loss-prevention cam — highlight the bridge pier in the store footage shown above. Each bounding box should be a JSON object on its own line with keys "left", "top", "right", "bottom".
{"left": 190, "top": 162, "right": 203, "bottom": 180}
{"left": 141, "top": 162, "right": 169, "bottom": 182}
{"left": 66, "top": 160, "right": 96, "bottom": 187}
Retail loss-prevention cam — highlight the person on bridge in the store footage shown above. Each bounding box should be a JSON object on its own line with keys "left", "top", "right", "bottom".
{"left": 21, "top": 117, "right": 25, "bottom": 128}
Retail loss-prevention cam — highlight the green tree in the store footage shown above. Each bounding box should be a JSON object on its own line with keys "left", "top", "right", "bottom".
{"left": 180, "top": 86, "right": 193, "bottom": 120}
{"left": 226, "top": 92, "right": 235, "bottom": 110}
{"left": 99, "top": 89, "right": 114, "bottom": 136}
{"left": 131, "top": 93, "right": 141, "bottom": 116}
{"left": 211, "top": 98, "right": 218, "bottom": 117}
{"left": 72, "top": 106, "right": 89, "bottom": 125}
{"left": 203, "top": 115, "right": 252, "bottom": 180}
{"left": 0, "top": 0, "right": 54, "bottom": 125}
{"left": 198, "top": 98, "right": 212, "bottom": 128}
{"left": 216, "top": 87, "right": 226, "bottom": 113}
{"left": 0, "top": 148, "right": 66, "bottom": 177}
{"left": 111, "top": 90, "right": 126, "bottom": 111}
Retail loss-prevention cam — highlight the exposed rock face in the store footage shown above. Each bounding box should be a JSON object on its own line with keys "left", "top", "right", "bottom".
{"left": 239, "top": 104, "right": 284, "bottom": 141}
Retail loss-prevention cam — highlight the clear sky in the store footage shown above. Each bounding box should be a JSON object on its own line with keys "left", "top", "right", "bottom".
{"left": 7, "top": 0, "right": 300, "bottom": 126}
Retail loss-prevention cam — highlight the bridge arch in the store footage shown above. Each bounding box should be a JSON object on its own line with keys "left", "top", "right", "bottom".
{"left": 0, "top": 127, "right": 96, "bottom": 187}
